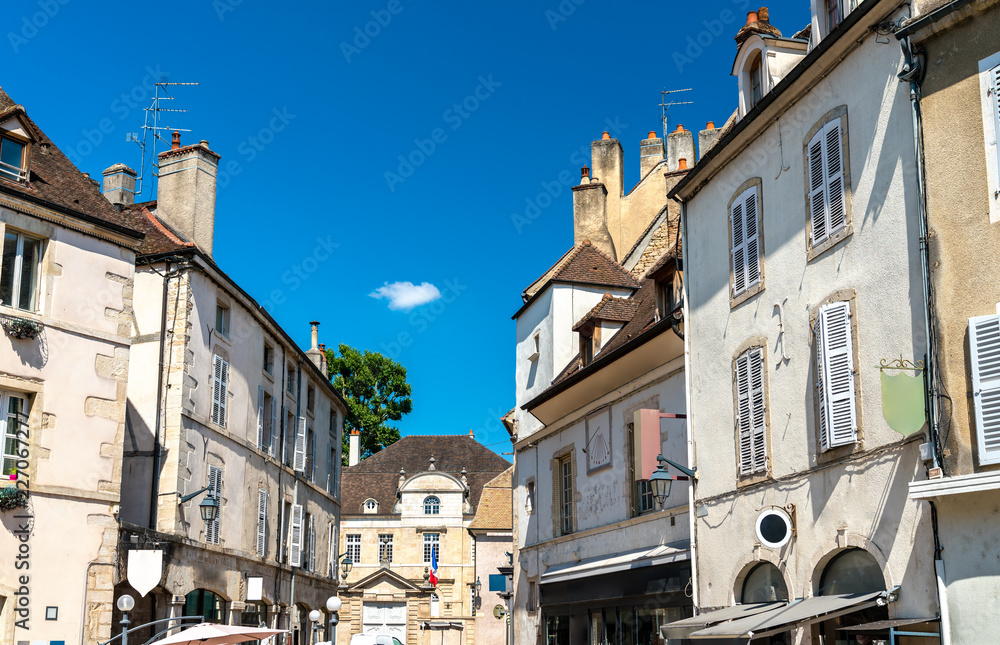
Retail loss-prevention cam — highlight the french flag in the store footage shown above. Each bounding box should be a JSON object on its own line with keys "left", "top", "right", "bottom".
{"left": 429, "top": 547, "right": 439, "bottom": 587}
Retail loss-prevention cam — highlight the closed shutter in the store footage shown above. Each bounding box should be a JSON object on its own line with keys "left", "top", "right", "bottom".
{"left": 809, "top": 120, "right": 847, "bottom": 247}
{"left": 991, "top": 65, "right": 1000, "bottom": 189}
{"left": 256, "top": 386, "right": 265, "bottom": 450}
{"left": 736, "top": 347, "right": 767, "bottom": 475}
{"left": 326, "top": 446, "right": 333, "bottom": 494}
{"left": 968, "top": 315, "right": 1000, "bottom": 465}
{"left": 211, "top": 356, "right": 229, "bottom": 427}
{"left": 289, "top": 503, "right": 303, "bottom": 567}
{"left": 731, "top": 197, "right": 746, "bottom": 296}
{"left": 294, "top": 417, "right": 307, "bottom": 472}
{"left": 207, "top": 465, "right": 222, "bottom": 544}
{"left": 816, "top": 301, "right": 857, "bottom": 450}
{"left": 256, "top": 489, "right": 267, "bottom": 558}
{"left": 731, "top": 187, "right": 761, "bottom": 298}
{"left": 269, "top": 399, "right": 278, "bottom": 457}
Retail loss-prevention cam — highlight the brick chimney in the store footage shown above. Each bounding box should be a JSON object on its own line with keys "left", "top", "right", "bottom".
{"left": 156, "top": 132, "right": 220, "bottom": 256}
{"left": 102, "top": 164, "right": 136, "bottom": 207}
{"left": 306, "top": 321, "right": 323, "bottom": 370}
{"left": 667, "top": 125, "right": 696, "bottom": 171}
{"left": 735, "top": 6, "right": 782, "bottom": 46}
{"left": 640, "top": 131, "right": 665, "bottom": 179}
{"left": 572, "top": 133, "right": 620, "bottom": 260}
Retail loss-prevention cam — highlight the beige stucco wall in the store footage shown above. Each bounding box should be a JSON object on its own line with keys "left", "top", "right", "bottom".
{"left": 0, "top": 203, "right": 134, "bottom": 645}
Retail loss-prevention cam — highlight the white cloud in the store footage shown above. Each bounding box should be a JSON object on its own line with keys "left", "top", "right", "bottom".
{"left": 369, "top": 281, "right": 442, "bottom": 311}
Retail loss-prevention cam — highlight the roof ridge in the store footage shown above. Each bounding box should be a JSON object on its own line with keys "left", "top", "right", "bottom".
{"left": 520, "top": 243, "right": 585, "bottom": 300}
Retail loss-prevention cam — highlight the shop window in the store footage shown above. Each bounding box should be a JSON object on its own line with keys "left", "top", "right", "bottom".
{"left": 184, "top": 589, "right": 223, "bottom": 622}
{"left": 742, "top": 562, "right": 789, "bottom": 603}
{"left": 819, "top": 549, "right": 884, "bottom": 596}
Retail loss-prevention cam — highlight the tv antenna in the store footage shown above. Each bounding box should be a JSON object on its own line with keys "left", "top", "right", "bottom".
{"left": 126, "top": 81, "right": 199, "bottom": 200}
{"left": 660, "top": 88, "right": 693, "bottom": 139}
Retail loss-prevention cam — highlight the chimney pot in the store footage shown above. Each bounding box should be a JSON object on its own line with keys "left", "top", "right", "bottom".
{"left": 469, "top": 429, "right": 474, "bottom": 438}
{"left": 648, "top": 131, "right": 657, "bottom": 139}
{"left": 706, "top": 121, "right": 716, "bottom": 130}
{"left": 582, "top": 239, "right": 592, "bottom": 247}
{"left": 678, "top": 158, "right": 688, "bottom": 170}
{"left": 199, "top": 140, "right": 209, "bottom": 147}
{"left": 746, "top": 11, "right": 758, "bottom": 24}
{"left": 602, "top": 131, "right": 611, "bottom": 140}
{"left": 675, "top": 124, "right": 684, "bottom": 132}
{"left": 171, "top": 131, "right": 181, "bottom": 150}
{"left": 581, "top": 166, "right": 590, "bottom": 178}
{"left": 758, "top": 7, "right": 769, "bottom": 22}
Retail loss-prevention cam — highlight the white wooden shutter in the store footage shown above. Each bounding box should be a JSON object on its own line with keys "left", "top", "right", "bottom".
{"left": 212, "top": 355, "right": 229, "bottom": 426}
{"left": 808, "top": 131, "right": 828, "bottom": 246}
{"left": 736, "top": 348, "right": 767, "bottom": 475}
{"left": 968, "top": 315, "right": 1000, "bottom": 465}
{"left": 824, "top": 121, "right": 846, "bottom": 233}
{"left": 294, "top": 417, "right": 307, "bottom": 472}
{"left": 207, "top": 465, "right": 222, "bottom": 544}
{"left": 731, "top": 197, "right": 747, "bottom": 296}
{"left": 256, "top": 386, "right": 265, "bottom": 450}
{"left": 269, "top": 399, "right": 278, "bottom": 457}
{"left": 308, "top": 515, "right": 316, "bottom": 572}
{"left": 256, "top": 489, "right": 268, "bottom": 557}
{"left": 289, "top": 503, "right": 303, "bottom": 567}
{"left": 989, "top": 65, "right": 1000, "bottom": 195}
{"left": 816, "top": 302, "right": 857, "bottom": 450}
{"left": 744, "top": 189, "right": 760, "bottom": 290}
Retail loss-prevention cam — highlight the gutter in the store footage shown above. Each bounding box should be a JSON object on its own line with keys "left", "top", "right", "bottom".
{"left": 894, "top": 0, "right": 977, "bottom": 38}
{"left": 0, "top": 182, "right": 145, "bottom": 240}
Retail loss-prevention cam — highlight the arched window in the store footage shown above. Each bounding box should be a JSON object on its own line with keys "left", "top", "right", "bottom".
{"left": 749, "top": 53, "right": 763, "bottom": 108}
{"left": 819, "top": 549, "right": 884, "bottom": 596}
{"left": 184, "top": 589, "right": 223, "bottom": 622}
{"left": 741, "top": 562, "right": 788, "bottom": 603}
{"left": 424, "top": 496, "right": 440, "bottom": 515}
{"left": 363, "top": 498, "right": 378, "bottom": 514}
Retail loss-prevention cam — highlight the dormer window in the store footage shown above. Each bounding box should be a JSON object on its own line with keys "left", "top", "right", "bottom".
{"left": 363, "top": 498, "right": 379, "bottom": 514}
{"left": 579, "top": 323, "right": 598, "bottom": 367}
{"left": 750, "top": 54, "right": 763, "bottom": 108}
{"left": 653, "top": 259, "right": 684, "bottom": 322}
{"left": 827, "top": 0, "right": 842, "bottom": 31}
{"left": 1, "top": 230, "right": 42, "bottom": 312}
{"left": 0, "top": 135, "right": 26, "bottom": 182}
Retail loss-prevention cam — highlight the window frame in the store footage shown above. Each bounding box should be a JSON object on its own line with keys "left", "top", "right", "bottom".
{"left": 0, "top": 133, "right": 28, "bottom": 183}
{"left": 378, "top": 533, "right": 393, "bottom": 565}
{"left": 0, "top": 228, "right": 43, "bottom": 313}
{"left": 803, "top": 106, "right": 853, "bottom": 261}
{"left": 423, "top": 495, "right": 441, "bottom": 515}
{"left": 423, "top": 532, "right": 440, "bottom": 564}
{"left": 749, "top": 53, "right": 763, "bottom": 108}
{"left": 978, "top": 52, "right": 1000, "bottom": 224}
{"left": 346, "top": 533, "right": 362, "bottom": 564}
{"left": 214, "top": 302, "right": 231, "bottom": 339}
{"left": 728, "top": 178, "right": 765, "bottom": 307}
{"left": 1, "top": 390, "right": 29, "bottom": 476}
{"left": 558, "top": 454, "right": 574, "bottom": 535}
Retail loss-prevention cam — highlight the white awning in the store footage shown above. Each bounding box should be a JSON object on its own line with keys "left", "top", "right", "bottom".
{"left": 688, "top": 590, "right": 888, "bottom": 639}
{"left": 540, "top": 542, "right": 690, "bottom": 585}
{"left": 659, "top": 602, "right": 787, "bottom": 640}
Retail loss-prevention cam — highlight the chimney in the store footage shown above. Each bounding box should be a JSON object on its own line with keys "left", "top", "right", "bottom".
{"left": 349, "top": 430, "right": 360, "bottom": 467}
{"left": 667, "top": 125, "right": 696, "bottom": 172}
{"left": 318, "top": 343, "right": 327, "bottom": 375}
{"left": 469, "top": 429, "right": 474, "bottom": 439}
{"left": 573, "top": 132, "right": 623, "bottom": 260}
{"left": 640, "top": 130, "right": 665, "bottom": 178}
{"left": 156, "top": 132, "right": 221, "bottom": 256}
{"left": 699, "top": 121, "right": 722, "bottom": 159}
{"left": 306, "top": 321, "right": 323, "bottom": 370}
{"left": 736, "top": 6, "right": 781, "bottom": 46}
{"left": 102, "top": 164, "right": 137, "bottom": 207}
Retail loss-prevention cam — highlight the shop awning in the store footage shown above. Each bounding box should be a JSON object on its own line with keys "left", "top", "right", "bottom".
{"left": 660, "top": 602, "right": 786, "bottom": 640}
{"left": 688, "top": 590, "right": 890, "bottom": 639}
{"left": 540, "top": 542, "right": 689, "bottom": 585}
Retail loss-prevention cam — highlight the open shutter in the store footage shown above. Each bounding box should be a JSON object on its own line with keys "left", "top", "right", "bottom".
{"left": 308, "top": 515, "right": 316, "bottom": 572}
{"left": 969, "top": 315, "right": 1000, "bottom": 465}
{"left": 256, "top": 387, "right": 265, "bottom": 450}
{"left": 731, "top": 198, "right": 747, "bottom": 296}
{"left": 824, "top": 120, "right": 846, "bottom": 233}
{"left": 326, "top": 446, "right": 333, "bottom": 493}
{"left": 269, "top": 399, "right": 278, "bottom": 457}
{"left": 817, "top": 302, "right": 857, "bottom": 450}
{"left": 749, "top": 347, "right": 767, "bottom": 471}
{"left": 736, "top": 352, "right": 753, "bottom": 475}
{"left": 744, "top": 189, "right": 760, "bottom": 291}
{"left": 211, "top": 356, "right": 229, "bottom": 428}
{"left": 289, "top": 503, "right": 303, "bottom": 567}
{"left": 808, "top": 131, "right": 828, "bottom": 246}
{"left": 207, "top": 465, "right": 222, "bottom": 544}
{"left": 294, "top": 417, "right": 307, "bottom": 472}
{"left": 256, "top": 489, "right": 268, "bottom": 557}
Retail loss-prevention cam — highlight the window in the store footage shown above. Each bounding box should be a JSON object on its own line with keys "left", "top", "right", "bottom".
{"left": 206, "top": 465, "right": 222, "bottom": 544}
{"left": 379, "top": 534, "right": 393, "bottom": 565}
{"left": 655, "top": 264, "right": 683, "bottom": 321}
{"left": 305, "top": 427, "right": 315, "bottom": 481}
{"left": 307, "top": 384, "right": 315, "bottom": 412}
{"left": 289, "top": 503, "right": 304, "bottom": 567}
{"left": 967, "top": 315, "right": 1000, "bottom": 465}
{"left": 525, "top": 480, "right": 535, "bottom": 515}
{"left": 806, "top": 111, "right": 850, "bottom": 255}
{"left": 978, "top": 52, "right": 1000, "bottom": 223}
{"left": 184, "top": 589, "right": 222, "bottom": 622}
{"left": 827, "top": 0, "right": 842, "bottom": 32}
{"left": 424, "top": 495, "right": 440, "bottom": 515}
{"left": 626, "top": 422, "right": 654, "bottom": 516}
{"left": 749, "top": 53, "right": 763, "bottom": 108}
{"left": 735, "top": 347, "right": 768, "bottom": 476}
{"left": 580, "top": 328, "right": 596, "bottom": 367}
{"left": 302, "top": 513, "right": 316, "bottom": 572}
{"left": 2, "top": 390, "right": 28, "bottom": 475}
{"left": 0, "top": 135, "right": 26, "bottom": 182}
{"left": 528, "top": 333, "right": 540, "bottom": 362}
{"left": 815, "top": 301, "right": 858, "bottom": 451}
{"left": 742, "top": 563, "right": 788, "bottom": 603}
{"left": 346, "top": 534, "right": 361, "bottom": 563}
{"left": 527, "top": 580, "right": 538, "bottom": 612}
{"left": 423, "top": 532, "right": 440, "bottom": 564}
{"left": 730, "top": 183, "right": 762, "bottom": 301}
{"left": 0, "top": 230, "right": 42, "bottom": 312}
{"left": 293, "top": 416, "right": 306, "bottom": 472}
{"left": 211, "top": 355, "right": 229, "bottom": 427}
{"left": 256, "top": 388, "right": 275, "bottom": 455}
{"left": 364, "top": 498, "right": 378, "bottom": 513}
{"left": 241, "top": 602, "right": 265, "bottom": 627}
{"left": 287, "top": 363, "right": 295, "bottom": 394}
{"left": 819, "top": 549, "right": 884, "bottom": 595}
{"left": 214, "top": 302, "right": 230, "bottom": 338}
{"left": 558, "top": 454, "right": 574, "bottom": 535}
{"left": 263, "top": 344, "right": 274, "bottom": 375}
{"left": 284, "top": 411, "right": 295, "bottom": 467}
{"left": 256, "top": 489, "right": 268, "bottom": 558}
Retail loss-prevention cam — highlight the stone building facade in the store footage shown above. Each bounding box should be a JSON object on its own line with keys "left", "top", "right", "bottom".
{"left": 107, "top": 134, "right": 346, "bottom": 645}
{"left": 0, "top": 86, "right": 143, "bottom": 644}
{"left": 337, "top": 434, "right": 509, "bottom": 645}
{"left": 468, "top": 467, "right": 513, "bottom": 645}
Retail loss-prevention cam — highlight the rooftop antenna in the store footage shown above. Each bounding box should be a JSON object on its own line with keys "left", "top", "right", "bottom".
{"left": 126, "top": 81, "right": 199, "bottom": 200}
{"left": 659, "top": 88, "right": 694, "bottom": 139}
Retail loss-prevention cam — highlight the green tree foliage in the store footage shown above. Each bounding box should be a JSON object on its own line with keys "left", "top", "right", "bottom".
{"left": 326, "top": 344, "right": 412, "bottom": 464}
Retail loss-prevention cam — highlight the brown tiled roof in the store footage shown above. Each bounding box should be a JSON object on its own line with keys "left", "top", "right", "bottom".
{"left": 572, "top": 293, "right": 639, "bottom": 331}
{"left": 0, "top": 86, "right": 143, "bottom": 240}
{"left": 341, "top": 434, "right": 510, "bottom": 517}
{"left": 468, "top": 467, "right": 513, "bottom": 530}
{"left": 120, "top": 201, "right": 195, "bottom": 256}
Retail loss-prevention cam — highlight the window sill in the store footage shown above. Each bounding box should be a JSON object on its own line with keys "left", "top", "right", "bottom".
{"left": 807, "top": 225, "right": 853, "bottom": 262}
{"left": 731, "top": 282, "right": 764, "bottom": 309}
{"left": 262, "top": 369, "right": 274, "bottom": 383}
{"left": 736, "top": 470, "right": 771, "bottom": 489}
{"left": 816, "top": 439, "right": 864, "bottom": 465}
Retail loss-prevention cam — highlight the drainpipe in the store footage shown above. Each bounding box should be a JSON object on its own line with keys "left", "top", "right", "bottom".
{"left": 678, "top": 197, "right": 699, "bottom": 613}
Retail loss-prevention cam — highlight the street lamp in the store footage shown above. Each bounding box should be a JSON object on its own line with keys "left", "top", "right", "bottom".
{"left": 475, "top": 576, "right": 482, "bottom": 597}
{"left": 649, "top": 454, "right": 697, "bottom": 509}
{"left": 308, "top": 609, "right": 321, "bottom": 645}
{"left": 117, "top": 594, "right": 135, "bottom": 645}
{"left": 338, "top": 553, "right": 353, "bottom": 580}
{"left": 326, "top": 597, "right": 341, "bottom": 645}
{"left": 178, "top": 486, "right": 219, "bottom": 522}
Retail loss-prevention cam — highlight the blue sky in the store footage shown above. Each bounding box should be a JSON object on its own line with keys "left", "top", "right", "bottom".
{"left": 4, "top": 0, "right": 806, "bottom": 455}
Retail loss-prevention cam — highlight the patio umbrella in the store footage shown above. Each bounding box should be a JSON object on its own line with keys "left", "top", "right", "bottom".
{"left": 150, "top": 623, "right": 286, "bottom": 645}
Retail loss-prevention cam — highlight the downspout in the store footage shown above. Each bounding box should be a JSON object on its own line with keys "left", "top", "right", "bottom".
{"left": 898, "top": 28, "right": 951, "bottom": 645}
{"left": 678, "top": 197, "right": 699, "bottom": 613}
